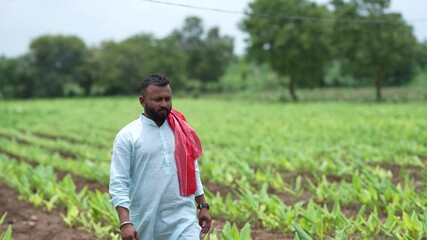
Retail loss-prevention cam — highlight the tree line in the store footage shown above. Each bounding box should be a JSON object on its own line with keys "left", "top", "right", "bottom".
{"left": 242, "top": 0, "right": 427, "bottom": 101}
{"left": 1, "top": 0, "right": 426, "bottom": 101}
{"left": 0, "top": 16, "right": 233, "bottom": 99}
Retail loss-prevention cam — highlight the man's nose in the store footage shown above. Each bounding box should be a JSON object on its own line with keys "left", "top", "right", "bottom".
{"left": 160, "top": 99, "right": 168, "bottom": 107}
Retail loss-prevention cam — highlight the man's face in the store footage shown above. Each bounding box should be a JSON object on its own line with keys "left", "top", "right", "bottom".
{"left": 139, "top": 84, "right": 172, "bottom": 124}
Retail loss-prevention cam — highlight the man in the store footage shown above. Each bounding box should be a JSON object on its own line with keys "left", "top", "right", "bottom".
{"left": 109, "top": 73, "right": 211, "bottom": 240}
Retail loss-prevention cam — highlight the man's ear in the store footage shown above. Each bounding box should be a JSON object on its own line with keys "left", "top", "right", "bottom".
{"left": 139, "top": 95, "right": 144, "bottom": 106}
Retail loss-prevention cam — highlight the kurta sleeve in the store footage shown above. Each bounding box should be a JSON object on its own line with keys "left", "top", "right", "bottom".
{"left": 194, "top": 160, "right": 204, "bottom": 197}
{"left": 109, "top": 131, "right": 132, "bottom": 209}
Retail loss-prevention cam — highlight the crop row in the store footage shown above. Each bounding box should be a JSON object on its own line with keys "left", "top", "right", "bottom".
{"left": 0, "top": 154, "right": 252, "bottom": 240}
{"left": 1, "top": 133, "right": 426, "bottom": 238}
{"left": 1, "top": 98, "right": 426, "bottom": 239}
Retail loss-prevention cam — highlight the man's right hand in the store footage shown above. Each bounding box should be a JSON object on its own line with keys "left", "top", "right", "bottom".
{"left": 121, "top": 224, "right": 138, "bottom": 240}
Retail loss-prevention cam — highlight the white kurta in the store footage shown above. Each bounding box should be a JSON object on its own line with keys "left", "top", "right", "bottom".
{"left": 109, "top": 114, "right": 204, "bottom": 240}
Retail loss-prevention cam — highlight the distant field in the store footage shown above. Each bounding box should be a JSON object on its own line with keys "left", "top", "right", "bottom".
{"left": 205, "top": 87, "right": 427, "bottom": 103}
{"left": 218, "top": 61, "right": 427, "bottom": 103}
{"left": 0, "top": 97, "right": 426, "bottom": 239}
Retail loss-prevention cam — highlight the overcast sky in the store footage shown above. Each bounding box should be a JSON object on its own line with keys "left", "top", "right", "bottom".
{"left": 1, "top": 0, "right": 426, "bottom": 57}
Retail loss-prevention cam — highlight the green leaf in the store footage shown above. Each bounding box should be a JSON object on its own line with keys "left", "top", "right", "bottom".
{"left": 332, "top": 198, "right": 340, "bottom": 216}
{"left": 356, "top": 205, "right": 366, "bottom": 221}
{"left": 222, "top": 222, "right": 234, "bottom": 240}
{"left": 239, "top": 223, "right": 252, "bottom": 240}
{"left": 334, "top": 224, "right": 350, "bottom": 240}
{"left": 208, "top": 229, "right": 219, "bottom": 240}
{"left": 402, "top": 211, "right": 413, "bottom": 229}
{"left": 1, "top": 225, "right": 13, "bottom": 240}
{"left": 230, "top": 223, "right": 240, "bottom": 239}
{"left": 423, "top": 210, "right": 427, "bottom": 239}
{"left": 292, "top": 221, "right": 313, "bottom": 240}
{"left": 0, "top": 213, "right": 6, "bottom": 225}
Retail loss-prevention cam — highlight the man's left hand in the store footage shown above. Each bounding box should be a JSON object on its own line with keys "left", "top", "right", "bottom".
{"left": 198, "top": 208, "right": 212, "bottom": 234}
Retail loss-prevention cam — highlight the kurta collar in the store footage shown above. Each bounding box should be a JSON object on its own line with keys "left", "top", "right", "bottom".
{"left": 140, "top": 113, "right": 167, "bottom": 128}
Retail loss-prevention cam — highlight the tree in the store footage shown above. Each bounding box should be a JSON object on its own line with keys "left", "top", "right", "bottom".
{"left": 174, "top": 16, "right": 234, "bottom": 92}
{"left": 0, "top": 55, "right": 33, "bottom": 98}
{"left": 201, "top": 27, "right": 234, "bottom": 88}
{"left": 414, "top": 40, "right": 427, "bottom": 71}
{"left": 154, "top": 35, "right": 188, "bottom": 91}
{"left": 332, "top": 0, "right": 417, "bottom": 101}
{"left": 90, "top": 34, "right": 187, "bottom": 95}
{"left": 90, "top": 35, "right": 156, "bottom": 95}
{"left": 241, "top": 0, "right": 333, "bottom": 101}
{"left": 174, "top": 16, "right": 204, "bottom": 81}
{"left": 29, "top": 35, "right": 88, "bottom": 97}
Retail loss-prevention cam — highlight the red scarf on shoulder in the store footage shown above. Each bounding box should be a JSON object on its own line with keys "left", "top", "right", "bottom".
{"left": 167, "top": 109, "right": 202, "bottom": 196}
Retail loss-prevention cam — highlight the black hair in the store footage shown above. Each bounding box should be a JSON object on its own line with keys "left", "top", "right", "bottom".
{"left": 141, "top": 73, "right": 170, "bottom": 95}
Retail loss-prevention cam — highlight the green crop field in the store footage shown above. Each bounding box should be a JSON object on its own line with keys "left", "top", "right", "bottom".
{"left": 0, "top": 97, "right": 426, "bottom": 239}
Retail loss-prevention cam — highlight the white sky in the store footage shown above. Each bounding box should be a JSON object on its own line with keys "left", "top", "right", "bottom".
{"left": 0, "top": 0, "right": 426, "bottom": 57}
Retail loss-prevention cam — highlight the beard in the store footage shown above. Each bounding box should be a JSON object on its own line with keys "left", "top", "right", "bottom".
{"left": 144, "top": 106, "right": 171, "bottom": 123}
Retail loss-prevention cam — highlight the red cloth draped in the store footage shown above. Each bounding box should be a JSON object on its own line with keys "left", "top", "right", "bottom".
{"left": 167, "top": 109, "right": 202, "bottom": 196}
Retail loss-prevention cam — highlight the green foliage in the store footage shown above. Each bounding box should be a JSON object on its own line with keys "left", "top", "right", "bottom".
{"left": 0, "top": 155, "right": 119, "bottom": 239}
{"left": 241, "top": 0, "right": 333, "bottom": 100}
{"left": 29, "top": 35, "right": 88, "bottom": 97}
{"left": 414, "top": 41, "right": 427, "bottom": 71}
{"left": 409, "top": 71, "right": 427, "bottom": 88}
{"left": 0, "top": 226, "right": 12, "bottom": 240}
{"left": 155, "top": 35, "right": 188, "bottom": 91}
{"left": 90, "top": 35, "right": 156, "bottom": 95}
{"left": 174, "top": 16, "right": 234, "bottom": 91}
{"left": 292, "top": 221, "right": 313, "bottom": 240}
{"left": 0, "top": 55, "right": 33, "bottom": 98}
{"left": 0, "top": 97, "right": 427, "bottom": 239}
{"left": 0, "top": 1, "right": 425, "bottom": 100}
{"left": 0, "top": 16, "right": 233, "bottom": 99}
{"left": 205, "top": 222, "right": 251, "bottom": 240}
{"left": 0, "top": 0, "right": 426, "bottom": 100}
{"left": 95, "top": 33, "right": 187, "bottom": 94}
{"left": 332, "top": 0, "right": 418, "bottom": 100}
{"left": 0, "top": 213, "right": 12, "bottom": 240}
{"left": 323, "top": 60, "right": 358, "bottom": 87}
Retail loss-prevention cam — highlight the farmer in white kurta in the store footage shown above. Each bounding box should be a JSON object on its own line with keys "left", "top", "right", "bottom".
{"left": 109, "top": 73, "right": 211, "bottom": 240}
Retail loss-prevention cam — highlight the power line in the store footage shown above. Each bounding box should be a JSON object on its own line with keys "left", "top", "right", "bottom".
{"left": 141, "top": 0, "right": 427, "bottom": 24}
{"left": 142, "top": 0, "right": 243, "bottom": 15}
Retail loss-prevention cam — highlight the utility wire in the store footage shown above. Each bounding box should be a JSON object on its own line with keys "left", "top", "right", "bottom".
{"left": 141, "top": 0, "right": 427, "bottom": 24}
{"left": 142, "top": 0, "right": 243, "bottom": 15}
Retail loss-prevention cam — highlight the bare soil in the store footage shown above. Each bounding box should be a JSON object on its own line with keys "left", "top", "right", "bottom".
{"left": 0, "top": 180, "right": 292, "bottom": 240}
{"left": 0, "top": 182, "right": 95, "bottom": 240}
{"left": 3, "top": 132, "right": 423, "bottom": 240}
{"left": 0, "top": 155, "right": 290, "bottom": 240}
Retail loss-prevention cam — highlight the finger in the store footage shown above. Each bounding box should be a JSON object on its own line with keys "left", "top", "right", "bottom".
{"left": 201, "top": 226, "right": 209, "bottom": 234}
{"left": 203, "top": 224, "right": 210, "bottom": 231}
{"left": 135, "top": 230, "right": 139, "bottom": 240}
